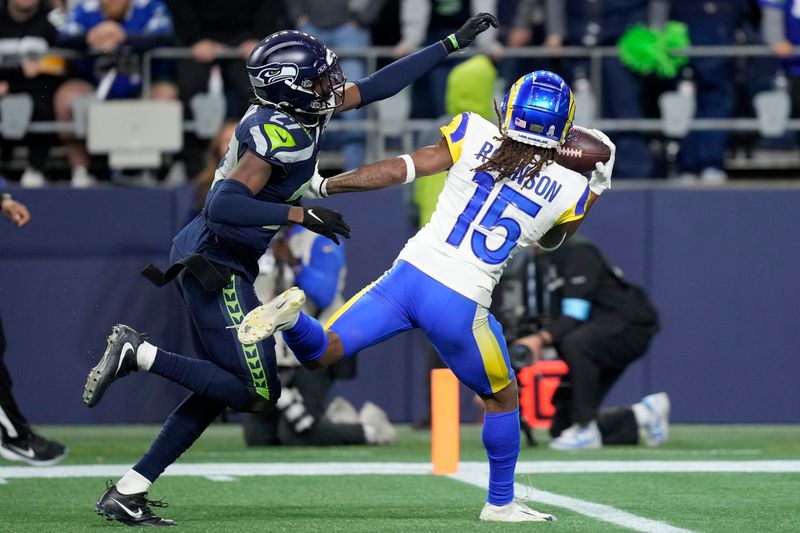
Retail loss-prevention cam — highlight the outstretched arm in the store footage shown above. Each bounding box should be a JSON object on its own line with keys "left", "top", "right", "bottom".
{"left": 337, "top": 13, "right": 499, "bottom": 113}
{"left": 314, "top": 137, "right": 454, "bottom": 196}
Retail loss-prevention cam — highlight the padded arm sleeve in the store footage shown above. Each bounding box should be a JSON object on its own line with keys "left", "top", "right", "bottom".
{"left": 295, "top": 236, "right": 345, "bottom": 309}
{"left": 353, "top": 41, "right": 447, "bottom": 108}
{"left": 205, "top": 179, "right": 290, "bottom": 227}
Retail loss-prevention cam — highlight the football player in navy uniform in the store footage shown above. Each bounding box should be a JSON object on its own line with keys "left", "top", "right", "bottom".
{"left": 81, "top": 15, "right": 498, "bottom": 527}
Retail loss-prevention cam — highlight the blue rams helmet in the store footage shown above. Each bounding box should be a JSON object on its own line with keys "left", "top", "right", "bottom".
{"left": 246, "top": 31, "right": 346, "bottom": 116}
{"left": 500, "top": 71, "right": 575, "bottom": 149}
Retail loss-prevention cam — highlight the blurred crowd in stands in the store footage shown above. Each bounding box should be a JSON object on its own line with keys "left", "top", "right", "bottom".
{"left": 1, "top": 0, "right": 799, "bottom": 189}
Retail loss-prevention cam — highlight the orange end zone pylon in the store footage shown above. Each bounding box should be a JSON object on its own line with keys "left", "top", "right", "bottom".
{"left": 431, "top": 368, "right": 459, "bottom": 475}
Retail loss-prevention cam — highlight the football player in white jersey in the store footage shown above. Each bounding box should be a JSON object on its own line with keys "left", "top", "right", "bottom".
{"left": 237, "top": 71, "right": 614, "bottom": 522}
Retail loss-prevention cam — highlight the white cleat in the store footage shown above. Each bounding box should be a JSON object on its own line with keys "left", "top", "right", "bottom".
{"left": 549, "top": 420, "right": 602, "bottom": 450}
{"left": 359, "top": 401, "right": 397, "bottom": 445}
{"left": 237, "top": 287, "right": 306, "bottom": 345}
{"left": 641, "top": 392, "right": 670, "bottom": 447}
{"left": 479, "top": 500, "right": 556, "bottom": 522}
{"left": 325, "top": 396, "right": 360, "bottom": 425}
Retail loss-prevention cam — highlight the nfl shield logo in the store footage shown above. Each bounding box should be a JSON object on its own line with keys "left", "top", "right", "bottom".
{"left": 547, "top": 125, "right": 555, "bottom": 136}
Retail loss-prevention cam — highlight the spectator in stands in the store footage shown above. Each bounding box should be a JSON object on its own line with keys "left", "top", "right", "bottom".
{"left": 496, "top": 0, "right": 554, "bottom": 86}
{"left": 671, "top": 1, "right": 747, "bottom": 184}
{"left": 166, "top": 0, "right": 286, "bottom": 178}
{"left": 55, "top": 0, "right": 177, "bottom": 187}
{"left": 398, "top": 0, "right": 502, "bottom": 120}
{"left": 761, "top": 0, "right": 800, "bottom": 122}
{"left": 0, "top": 190, "right": 67, "bottom": 465}
{"left": 493, "top": 236, "right": 668, "bottom": 449}
{"left": 0, "top": 0, "right": 65, "bottom": 187}
{"left": 545, "top": 0, "right": 668, "bottom": 178}
{"left": 243, "top": 226, "right": 396, "bottom": 446}
{"left": 285, "top": 0, "right": 386, "bottom": 170}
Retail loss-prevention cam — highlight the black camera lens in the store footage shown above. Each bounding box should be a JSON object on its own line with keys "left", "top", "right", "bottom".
{"left": 509, "top": 344, "right": 533, "bottom": 371}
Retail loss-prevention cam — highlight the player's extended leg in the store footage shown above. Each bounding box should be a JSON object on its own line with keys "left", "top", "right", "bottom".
{"left": 95, "top": 393, "right": 222, "bottom": 527}
{"left": 420, "top": 287, "right": 555, "bottom": 522}
{"left": 241, "top": 272, "right": 415, "bottom": 371}
{"left": 90, "top": 272, "right": 280, "bottom": 527}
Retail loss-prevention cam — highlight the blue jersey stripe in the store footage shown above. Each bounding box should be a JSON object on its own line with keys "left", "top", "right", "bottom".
{"left": 449, "top": 112, "right": 470, "bottom": 144}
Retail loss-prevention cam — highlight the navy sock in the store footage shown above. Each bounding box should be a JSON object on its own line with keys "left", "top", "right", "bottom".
{"left": 482, "top": 409, "right": 521, "bottom": 506}
{"left": 134, "top": 394, "right": 223, "bottom": 482}
{"left": 282, "top": 312, "right": 328, "bottom": 363}
{"left": 150, "top": 348, "right": 253, "bottom": 411}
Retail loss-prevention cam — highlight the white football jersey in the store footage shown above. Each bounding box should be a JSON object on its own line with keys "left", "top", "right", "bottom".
{"left": 396, "top": 112, "right": 591, "bottom": 307}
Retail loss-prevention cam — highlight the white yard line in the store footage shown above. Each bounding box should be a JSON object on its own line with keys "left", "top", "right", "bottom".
{"left": 5, "top": 460, "right": 797, "bottom": 531}
{"left": 1, "top": 460, "right": 799, "bottom": 479}
{"left": 453, "top": 469, "right": 699, "bottom": 533}
{"left": 513, "top": 460, "right": 800, "bottom": 473}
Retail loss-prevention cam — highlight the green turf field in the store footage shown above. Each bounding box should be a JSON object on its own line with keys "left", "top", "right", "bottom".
{"left": 2, "top": 424, "right": 799, "bottom": 532}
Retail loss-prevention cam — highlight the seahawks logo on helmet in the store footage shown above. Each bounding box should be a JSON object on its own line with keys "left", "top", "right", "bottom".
{"left": 249, "top": 62, "right": 300, "bottom": 88}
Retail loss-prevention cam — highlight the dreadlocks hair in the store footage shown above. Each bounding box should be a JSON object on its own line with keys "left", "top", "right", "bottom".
{"left": 473, "top": 100, "right": 558, "bottom": 186}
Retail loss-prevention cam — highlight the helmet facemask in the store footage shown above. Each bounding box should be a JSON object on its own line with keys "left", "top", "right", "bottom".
{"left": 308, "top": 59, "right": 346, "bottom": 114}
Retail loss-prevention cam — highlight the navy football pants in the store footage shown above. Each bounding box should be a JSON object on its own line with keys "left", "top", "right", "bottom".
{"left": 133, "top": 252, "right": 280, "bottom": 482}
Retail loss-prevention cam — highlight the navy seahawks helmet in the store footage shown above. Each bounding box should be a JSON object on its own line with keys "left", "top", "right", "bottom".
{"left": 247, "top": 31, "right": 346, "bottom": 116}
{"left": 500, "top": 71, "right": 575, "bottom": 149}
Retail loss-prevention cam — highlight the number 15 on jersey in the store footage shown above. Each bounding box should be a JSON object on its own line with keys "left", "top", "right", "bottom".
{"left": 446, "top": 171, "right": 542, "bottom": 265}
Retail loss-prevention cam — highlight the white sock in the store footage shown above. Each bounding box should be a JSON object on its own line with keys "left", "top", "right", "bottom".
{"left": 116, "top": 469, "right": 152, "bottom": 495}
{"left": 632, "top": 402, "right": 652, "bottom": 427}
{"left": 136, "top": 342, "right": 157, "bottom": 371}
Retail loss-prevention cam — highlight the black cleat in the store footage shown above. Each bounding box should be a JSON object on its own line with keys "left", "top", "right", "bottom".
{"left": 83, "top": 324, "right": 143, "bottom": 407}
{"left": 96, "top": 482, "right": 176, "bottom": 527}
{"left": 0, "top": 432, "right": 68, "bottom": 466}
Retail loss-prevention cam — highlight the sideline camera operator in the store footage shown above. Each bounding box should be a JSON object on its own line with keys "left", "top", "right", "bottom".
{"left": 243, "top": 225, "right": 396, "bottom": 447}
{"left": 491, "top": 234, "right": 668, "bottom": 450}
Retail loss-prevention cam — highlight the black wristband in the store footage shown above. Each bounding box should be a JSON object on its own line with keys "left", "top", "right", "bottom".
{"left": 440, "top": 34, "right": 460, "bottom": 54}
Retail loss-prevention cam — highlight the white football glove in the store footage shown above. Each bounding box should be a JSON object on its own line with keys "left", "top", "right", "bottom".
{"left": 588, "top": 128, "right": 615, "bottom": 195}
{"left": 303, "top": 165, "right": 328, "bottom": 199}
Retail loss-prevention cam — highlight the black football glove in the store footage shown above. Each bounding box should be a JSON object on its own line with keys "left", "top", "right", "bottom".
{"left": 442, "top": 12, "right": 499, "bottom": 53}
{"left": 300, "top": 206, "right": 351, "bottom": 245}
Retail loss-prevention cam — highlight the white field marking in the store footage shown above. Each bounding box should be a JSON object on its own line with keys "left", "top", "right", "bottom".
{"left": 2, "top": 460, "right": 800, "bottom": 480}
{"left": 454, "top": 469, "right": 698, "bottom": 533}
{"left": 0, "top": 477, "right": 6, "bottom": 484}
{"left": 205, "top": 475, "right": 236, "bottom": 482}
{"left": 513, "top": 460, "right": 800, "bottom": 473}
{"left": 0, "top": 462, "right": 432, "bottom": 479}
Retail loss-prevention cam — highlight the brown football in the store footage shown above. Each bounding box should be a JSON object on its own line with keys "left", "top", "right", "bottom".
{"left": 555, "top": 125, "right": 612, "bottom": 175}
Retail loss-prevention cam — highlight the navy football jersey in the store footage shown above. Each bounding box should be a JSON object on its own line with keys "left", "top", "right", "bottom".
{"left": 174, "top": 105, "right": 327, "bottom": 280}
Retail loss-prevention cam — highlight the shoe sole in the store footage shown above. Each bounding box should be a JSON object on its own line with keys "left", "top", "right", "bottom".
{"left": 95, "top": 502, "right": 177, "bottom": 526}
{"left": 549, "top": 442, "right": 602, "bottom": 450}
{"left": 237, "top": 288, "right": 306, "bottom": 345}
{"left": 83, "top": 325, "right": 131, "bottom": 408}
{"left": 95, "top": 504, "right": 144, "bottom": 526}
{"left": 479, "top": 508, "right": 556, "bottom": 522}
{"left": 0, "top": 445, "right": 67, "bottom": 467}
{"left": 643, "top": 394, "right": 671, "bottom": 447}
{"left": 480, "top": 515, "right": 556, "bottom": 522}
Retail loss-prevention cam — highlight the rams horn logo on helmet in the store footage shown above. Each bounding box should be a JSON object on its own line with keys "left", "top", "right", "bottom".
{"left": 251, "top": 63, "right": 300, "bottom": 87}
